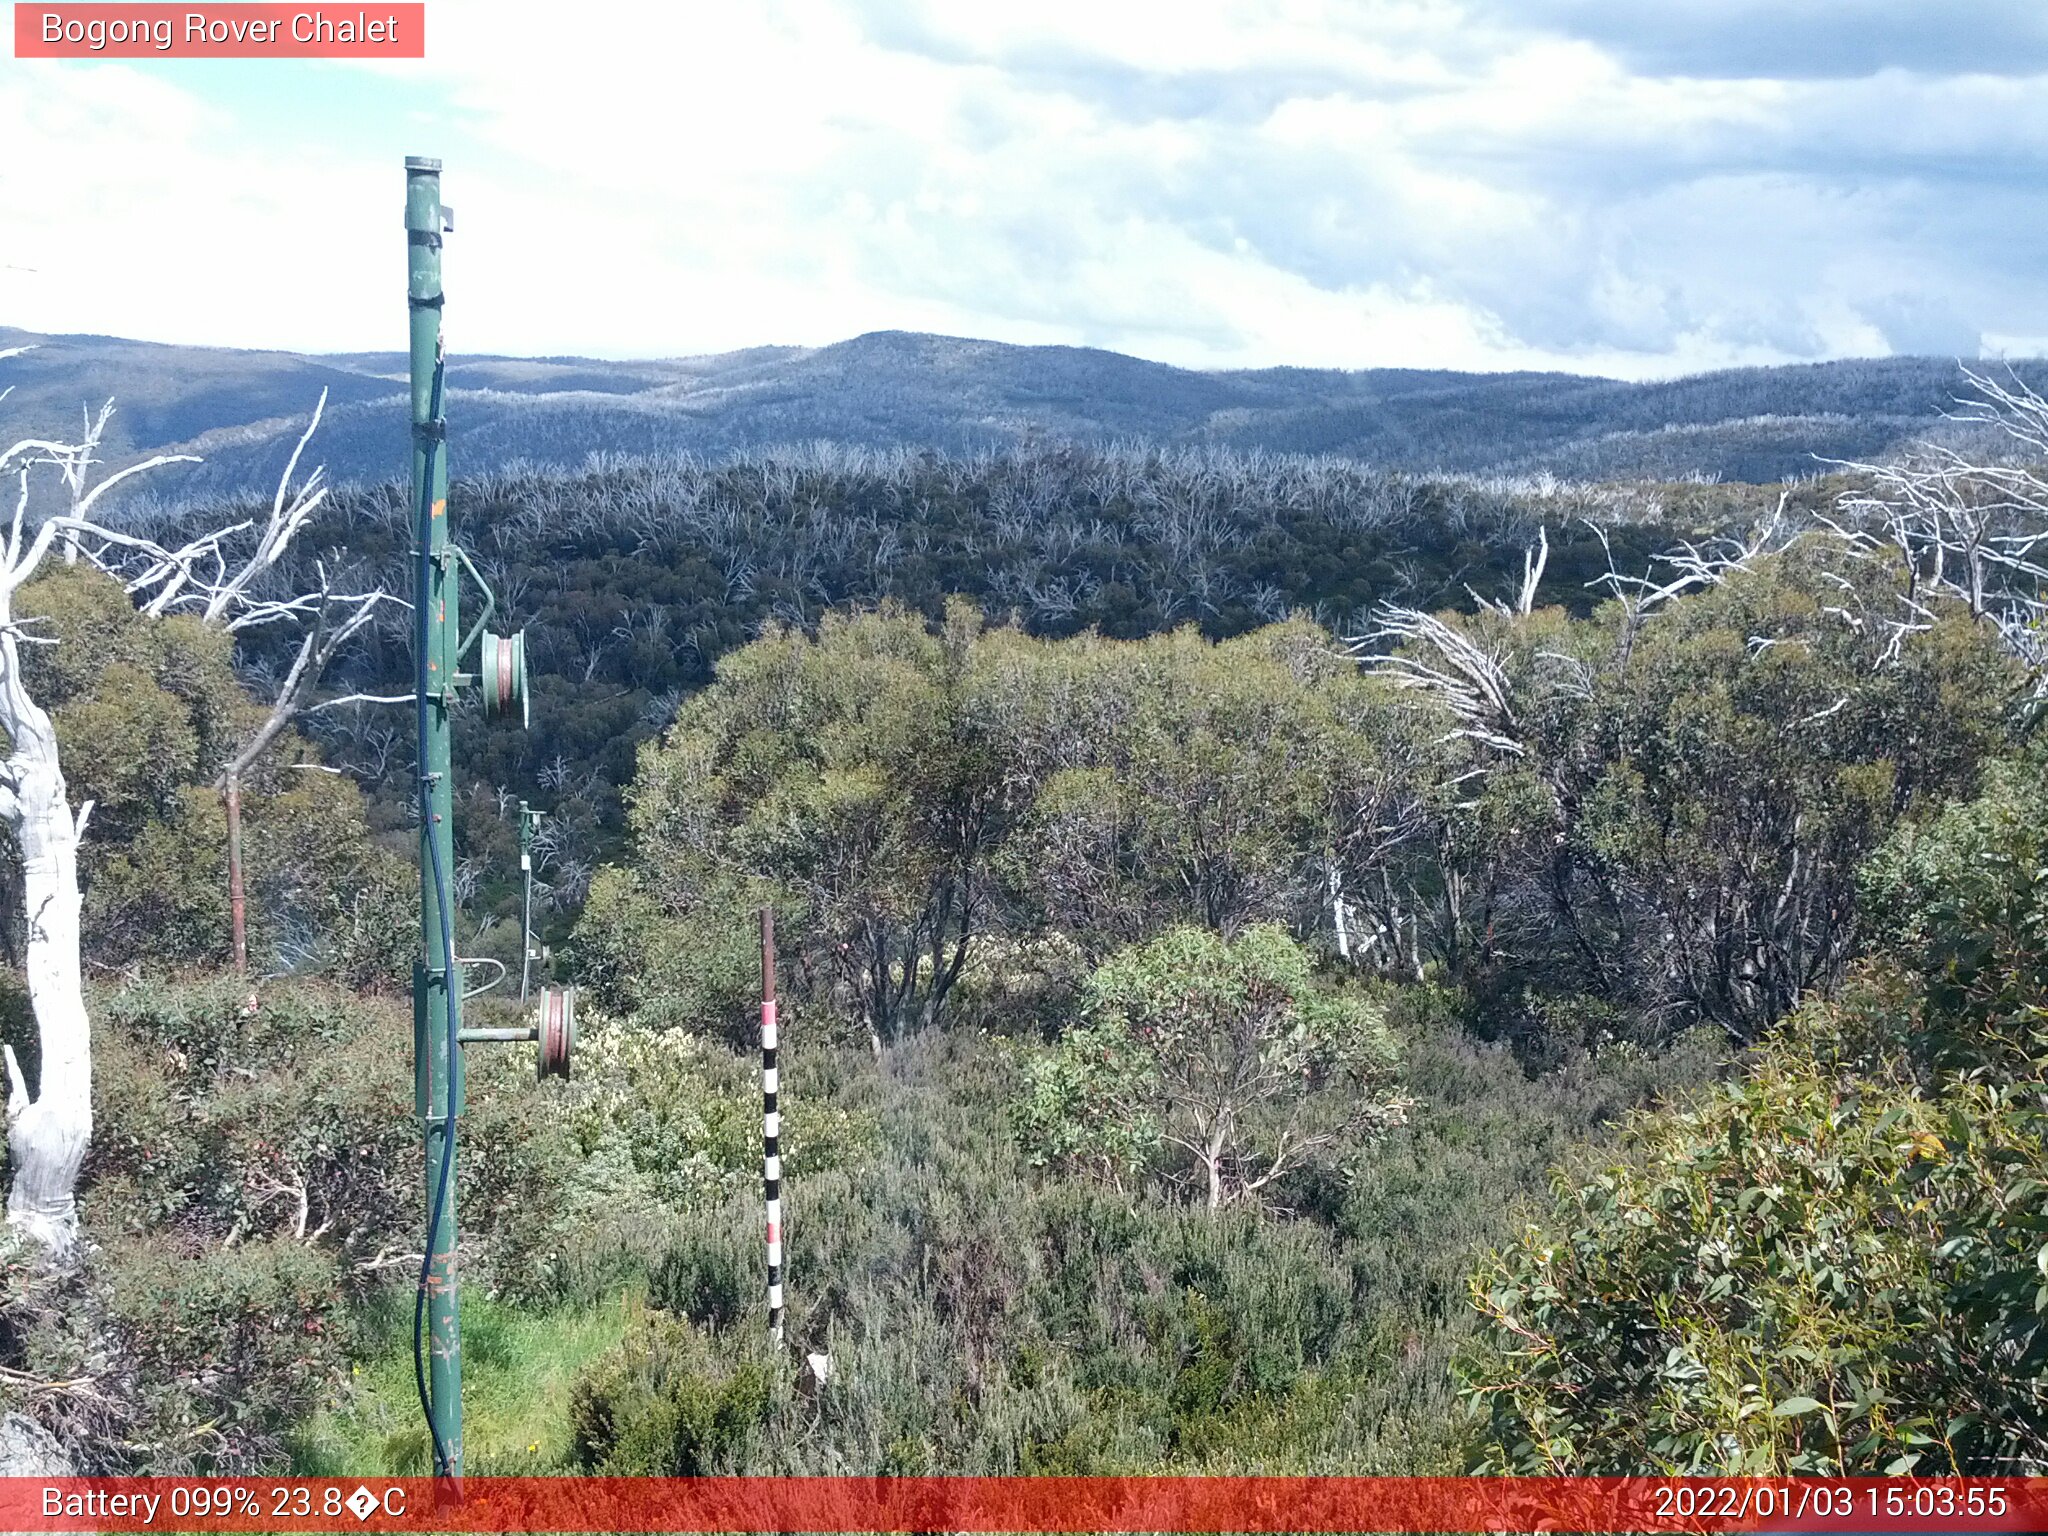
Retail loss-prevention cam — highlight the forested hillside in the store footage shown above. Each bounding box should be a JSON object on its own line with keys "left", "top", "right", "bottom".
{"left": 129, "top": 444, "right": 1786, "bottom": 956}
{"left": 3, "top": 365, "right": 2046, "bottom": 1482}
{"left": 5, "top": 324, "right": 2034, "bottom": 497}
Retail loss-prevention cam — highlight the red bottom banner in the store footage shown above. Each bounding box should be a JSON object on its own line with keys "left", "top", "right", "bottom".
{"left": 3, "top": 1475, "right": 2046, "bottom": 1533}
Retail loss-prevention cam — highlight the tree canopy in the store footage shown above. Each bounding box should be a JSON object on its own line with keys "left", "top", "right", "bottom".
{"left": 1461, "top": 752, "right": 2048, "bottom": 1474}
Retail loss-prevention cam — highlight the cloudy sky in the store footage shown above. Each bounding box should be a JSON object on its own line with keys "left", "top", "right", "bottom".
{"left": 3, "top": 0, "right": 2046, "bottom": 378}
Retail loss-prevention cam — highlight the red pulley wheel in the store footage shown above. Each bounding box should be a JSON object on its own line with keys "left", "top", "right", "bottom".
{"left": 478, "top": 630, "right": 529, "bottom": 729}
{"left": 537, "top": 984, "right": 575, "bottom": 1080}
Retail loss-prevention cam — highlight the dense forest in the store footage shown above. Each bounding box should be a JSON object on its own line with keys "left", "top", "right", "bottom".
{"left": 2, "top": 370, "right": 2046, "bottom": 1481}
{"left": 129, "top": 443, "right": 1800, "bottom": 958}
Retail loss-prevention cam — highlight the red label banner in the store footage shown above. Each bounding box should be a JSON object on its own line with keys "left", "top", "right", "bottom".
{"left": 13, "top": 4, "right": 425, "bottom": 58}
{"left": 2, "top": 1476, "right": 2046, "bottom": 1532}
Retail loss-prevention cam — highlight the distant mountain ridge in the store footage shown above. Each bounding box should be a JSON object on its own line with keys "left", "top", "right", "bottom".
{"left": 0, "top": 323, "right": 2029, "bottom": 502}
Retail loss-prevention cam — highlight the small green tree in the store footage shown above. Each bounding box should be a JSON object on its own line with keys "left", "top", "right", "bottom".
{"left": 1016, "top": 925, "right": 1412, "bottom": 1209}
{"left": 569, "top": 865, "right": 761, "bottom": 1042}
{"left": 1460, "top": 753, "right": 2048, "bottom": 1475}
{"left": 621, "top": 602, "right": 1013, "bottom": 1052}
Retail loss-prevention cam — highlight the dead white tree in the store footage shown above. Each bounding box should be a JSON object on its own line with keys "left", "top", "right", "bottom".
{"left": 1342, "top": 517, "right": 1800, "bottom": 984}
{"left": 1352, "top": 602, "right": 1525, "bottom": 759}
{"left": 1352, "top": 511, "right": 1803, "bottom": 790}
{"left": 0, "top": 392, "right": 391, "bottom": 1253}
{"left": 1581, "top": 503, "right": 1796, "bottom": 669}
{"left": 0, "top": 563, "right": 87, "bottom": 1250}
{"left": 212, "top": 566, "right": 401, "bottom": 974}
{"left": 1466, "top": 523, "right": 1549, "bottom": 619}
{"left": 1825, "top": 365, "right": 2048, "bottom": 680}
{"left": 0, "top": 408, "right": 197, "bottom": 1254}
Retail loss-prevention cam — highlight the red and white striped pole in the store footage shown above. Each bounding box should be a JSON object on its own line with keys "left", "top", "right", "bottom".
{"left": 761, "top": 905, "right": 784, "bottom": 1346}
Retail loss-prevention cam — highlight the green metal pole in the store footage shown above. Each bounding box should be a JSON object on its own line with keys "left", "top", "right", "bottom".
{"left": 406, "top": 154, "right": 462, "bottom": 1481}
{"left": 519, "top": 802, "right": 535, "bottom": 1002}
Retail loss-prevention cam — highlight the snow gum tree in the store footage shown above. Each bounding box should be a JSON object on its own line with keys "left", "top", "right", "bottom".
{"left": 0, "top": 405, "right": 193, "bottom": 1253}
{"left": 0, "top": 387, "right": 376, "bottom": 1256}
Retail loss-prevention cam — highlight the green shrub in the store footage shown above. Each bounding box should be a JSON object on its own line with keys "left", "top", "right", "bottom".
{"left": 541, "top": 1020, "right": 1688, "bottom": 1477}
{"left": 1, "top": 1224, "right": 355, "bottom": 1475}
{"left": 554, "top": 1018, "right": 877, "bottom": 1218}
{"left": 1461, "top": 754, "right": 2048, "bottom": 1474}
{"left": 648, "top": 1203, "right": 757, "bottom": 1331}
{"left": 1858, "top": 753, "right": 2048, "bottom": 1070}
{"left": 1461, "top": 995, "right": 2048, "bottom": 1474}
{"left": 98, "top": 1234, "right": 346, "bottom": 1474}
{"left": 569, "top": 868, "right": 762, "bottom": 1043}
{"left": 88, "top": 978, "right": 414, "bottom": 1258}
{"left": 1014, "top": 926, "right": 1410, "bottom": 1208}
{"left": 454, "top": 1025, "right": 586, "bottom": 1304}
{"left": 569, "top": 1309, "right": 771, "bottom": 1474}
{"left": 41, "top": 975, "right": 598, "bottom": 1470}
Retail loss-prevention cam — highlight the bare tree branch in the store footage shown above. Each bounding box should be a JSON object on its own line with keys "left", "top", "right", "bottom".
{"left": 1824, "top": 368, "right": 2048, "bottom": 685}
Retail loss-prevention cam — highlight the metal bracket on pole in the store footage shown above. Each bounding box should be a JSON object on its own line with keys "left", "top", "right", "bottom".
{"left": 450, "top": 545, "right": 494, "bottom": 662}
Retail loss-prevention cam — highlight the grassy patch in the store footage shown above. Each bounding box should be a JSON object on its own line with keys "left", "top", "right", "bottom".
{"left": 292, "top": 1287, "right": 637, "bottom": 1475}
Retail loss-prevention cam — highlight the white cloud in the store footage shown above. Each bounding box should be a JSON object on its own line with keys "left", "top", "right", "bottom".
{"left": 0, "top": 61, "right": 394, "bottom": 349}
{"left": 2, "top": 0, "right": 2044, "bottom": 378}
